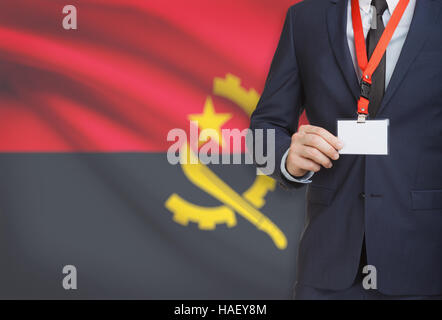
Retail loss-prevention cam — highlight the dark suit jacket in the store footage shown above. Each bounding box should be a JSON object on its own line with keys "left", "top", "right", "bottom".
{"left": 250, "top": 0, "right": 442, "bottom": 295}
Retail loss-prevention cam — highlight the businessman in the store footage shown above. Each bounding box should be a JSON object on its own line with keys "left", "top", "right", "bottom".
{"left": 250, "top": 0, "right": 442, "bottom": 299}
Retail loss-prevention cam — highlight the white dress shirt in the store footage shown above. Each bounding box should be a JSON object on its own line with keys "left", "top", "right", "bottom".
{"left": 281, "top": 0, "right": 416, "bottom": 183}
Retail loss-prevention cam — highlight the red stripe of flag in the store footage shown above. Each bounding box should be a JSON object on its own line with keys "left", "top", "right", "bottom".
{"left": 0, "top": 0, "right": 303, "bottom": 152}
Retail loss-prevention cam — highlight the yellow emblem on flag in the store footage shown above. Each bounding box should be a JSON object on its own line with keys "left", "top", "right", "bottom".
{"left": 165, "top": 74, "right": 287, "bottom": 250}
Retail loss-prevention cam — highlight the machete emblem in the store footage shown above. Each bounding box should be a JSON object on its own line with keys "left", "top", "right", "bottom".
{"left": 165, "top": 74, "right": 287, "bottom": 250}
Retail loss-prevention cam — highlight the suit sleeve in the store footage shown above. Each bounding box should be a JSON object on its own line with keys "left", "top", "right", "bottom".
{"left": 249, "top": 6, "right": 305, "bottom": 190}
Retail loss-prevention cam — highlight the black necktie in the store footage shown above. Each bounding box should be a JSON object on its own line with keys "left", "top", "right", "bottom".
{"left": 366, "top": 0, "right": 388, "bottom": 118}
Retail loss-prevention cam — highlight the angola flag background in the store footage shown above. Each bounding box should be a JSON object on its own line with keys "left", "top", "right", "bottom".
{"left": 0, "top": 0, "right": 307, "bottom": 299}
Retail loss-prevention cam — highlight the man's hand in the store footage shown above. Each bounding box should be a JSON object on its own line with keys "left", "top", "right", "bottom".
{"left": 286, "top": 125, "right": 344, "bottom": 178}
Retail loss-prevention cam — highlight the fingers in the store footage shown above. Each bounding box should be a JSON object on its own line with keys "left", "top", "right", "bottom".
{"left": 299, "top": 146, "right": 333, "bottom": 169}
{"left": 294, "top": 156, "right": 321, "bottom": 173}
{"left": 298, "top": 125, "right": 342, "bottom": 160}
{"left": 299, "top": 125, "right": 344, "bottom": 151}
{"left": 287, "top": 125, "right": 342, "bottom": 176}
{"left": 303, "top": 133, "right": 340, "bottom": 161}
{"left": 287, "top": 152, "right": 321, "bottom": 175}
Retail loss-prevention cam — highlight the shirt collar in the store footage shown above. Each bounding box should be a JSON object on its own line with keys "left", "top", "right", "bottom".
{"left": 359, "top": 0, "right": 399, "bottom": 14}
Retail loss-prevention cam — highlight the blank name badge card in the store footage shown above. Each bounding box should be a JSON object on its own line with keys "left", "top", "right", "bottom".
{"left": 337, "top": 119, "right": 389, "bottom": 155}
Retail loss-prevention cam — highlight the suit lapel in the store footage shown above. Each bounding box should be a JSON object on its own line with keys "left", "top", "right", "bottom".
{"left": 378, "top": 0, "right": 441, "bottom": 116}
{"left": 327, "top": 0, "right": 360, "bottom": 101}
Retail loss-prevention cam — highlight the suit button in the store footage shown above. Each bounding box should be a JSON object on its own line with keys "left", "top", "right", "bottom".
{"left": 359, "top": 192, "right": 366, "bottom": 199}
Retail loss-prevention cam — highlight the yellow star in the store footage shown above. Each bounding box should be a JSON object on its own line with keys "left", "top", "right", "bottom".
{"left": 188, "top": 97, "right": 232, "bottom": 146}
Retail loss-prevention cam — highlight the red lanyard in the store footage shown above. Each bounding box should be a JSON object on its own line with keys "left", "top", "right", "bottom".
{"left": 351, "top": 0, "right": 409, "bottom": 118}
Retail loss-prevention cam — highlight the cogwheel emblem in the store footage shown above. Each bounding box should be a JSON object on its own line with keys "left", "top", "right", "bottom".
{"left": 165, "top": 74, "right": 287, "bottom": 250}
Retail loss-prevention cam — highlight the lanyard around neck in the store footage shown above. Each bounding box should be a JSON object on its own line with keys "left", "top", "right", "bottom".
{"left": 351, "top": 0, "right": 409, "bottom": 120}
